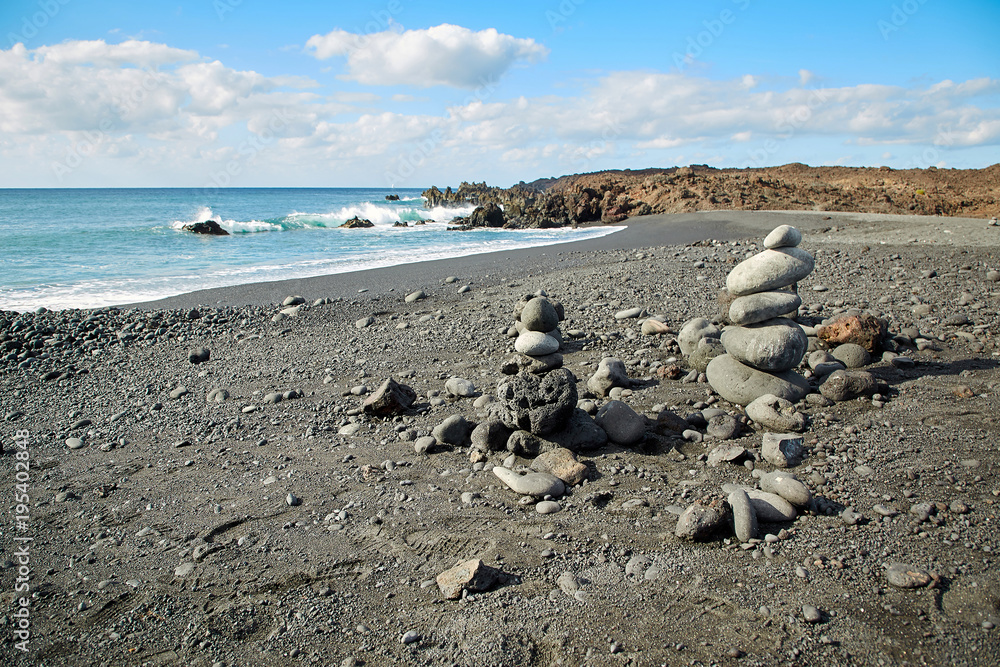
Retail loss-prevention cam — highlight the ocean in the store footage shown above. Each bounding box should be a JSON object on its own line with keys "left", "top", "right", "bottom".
{"left": 0, "top": 188, "right": 621, "bottom": 312}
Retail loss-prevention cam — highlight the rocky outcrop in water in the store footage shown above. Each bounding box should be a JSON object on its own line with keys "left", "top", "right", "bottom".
{"left": 182, "top": 220, "right": 229, "bottom": 236}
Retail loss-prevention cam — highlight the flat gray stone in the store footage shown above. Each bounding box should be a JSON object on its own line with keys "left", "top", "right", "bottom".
{"left": 492, "top": 468, "right": 565, "bottom": 497}
{"left": 727, "top": 247, "right": 815, "bottom": 297}
{"left": 763, "top": 225, "right": 802, "bottom": 249}
{"left": 514, "top": 331, "right": 560, "bottom": 356}
{"left": 706, "top": 354, "right": 810, "bottom": 406}
{"left": 729, "top": 291, "right": 802, "bottom": 326}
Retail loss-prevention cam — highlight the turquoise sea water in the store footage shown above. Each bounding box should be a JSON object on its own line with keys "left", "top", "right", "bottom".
{"left": 0, "top": 188, "right": 620, "bottom": 311}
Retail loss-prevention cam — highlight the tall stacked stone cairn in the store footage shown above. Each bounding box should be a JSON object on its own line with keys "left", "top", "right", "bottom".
{"left": 706, "top": 225, "right": 813, "bottom": 406}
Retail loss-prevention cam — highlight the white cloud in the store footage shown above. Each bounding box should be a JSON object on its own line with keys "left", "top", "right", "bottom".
{"left": 305, "top": 23, "right": 548, "bottom": 88}
{"left": 1, "top": 37, "right": 997, "bottom": 186}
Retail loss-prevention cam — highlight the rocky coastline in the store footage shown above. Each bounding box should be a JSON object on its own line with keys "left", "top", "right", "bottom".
{"left": 424, "top": 163, "right": 1000, "bottom": 229}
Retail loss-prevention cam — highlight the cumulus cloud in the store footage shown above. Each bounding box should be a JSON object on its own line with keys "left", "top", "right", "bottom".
{"left": 1, "top": 36, "right": 997, "bottom": 186}
{"left": 305, "top": 23, "right": 548, "bottom": 88}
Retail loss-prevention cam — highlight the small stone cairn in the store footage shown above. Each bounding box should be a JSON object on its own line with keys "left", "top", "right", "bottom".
{"left": 706, "top": 225, "right": 813, "bottom": 406}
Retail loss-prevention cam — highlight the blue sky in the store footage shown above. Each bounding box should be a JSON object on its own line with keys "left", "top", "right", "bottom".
{"left": 1, "top": 0, "right": 998, "bottom": 187}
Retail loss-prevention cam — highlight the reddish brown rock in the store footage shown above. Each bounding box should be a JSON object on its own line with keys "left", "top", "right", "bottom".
{"left": 817, "top": 314, "right": 887, "bottom": 353}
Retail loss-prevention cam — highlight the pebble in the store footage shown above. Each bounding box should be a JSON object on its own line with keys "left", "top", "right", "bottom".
{"left": 885, "top": 563, "right": 932, "bottom": 589}
{"left": 66, "top": 437, "right": 85, "bottom": 450}
{"left": 536, "top": 500, "right": 562, "bottom": 514}
{"left": 802, "top": 605, "right": 822, "bottom": 623}
{"left": 286, "top": 493, "right": 301, "bottom": 506}
{"left": 405, "top": 290, "right": 426, "bottom": 303}
{"left": 400, "top": 630, "right": 421, "bottom": 645}
{"left": 872, "top": 503, "right": 898, "bottom": 517}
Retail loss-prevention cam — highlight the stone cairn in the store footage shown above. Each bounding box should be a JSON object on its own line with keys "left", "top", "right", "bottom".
{"left": 706, "top": 225, "right": 814, "bottom": 406}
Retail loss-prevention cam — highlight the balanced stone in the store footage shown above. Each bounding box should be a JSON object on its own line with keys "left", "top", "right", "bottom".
{"left": 726, "top": 247, "right": 815, "bottom": 297}
{"left": 729, "top": 291, "right": 802, "bottom": 326}
{"left": 763, "top": 224, "right": 802, "bottom": 249}
{"left": 721, "top": 318, "right": 808, "bottom": 371}
{"left": 746, "top": 489, "right": 797, "bottom": 522}
{"left": 514, "top": 331, "right": 560, "bottom": 356}
{"left": 520, "top": 297, "right": 559, "bottom": 333}
{"left": 706, "top": 354, "right": 810, "bottom": 406}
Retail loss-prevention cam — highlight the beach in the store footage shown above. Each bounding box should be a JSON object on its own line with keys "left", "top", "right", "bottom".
{"left": 2, "top": 209, "right": 999, "bottom": 666}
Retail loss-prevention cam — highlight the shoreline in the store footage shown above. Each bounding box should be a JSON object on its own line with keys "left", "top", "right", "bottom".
{"left": 124, "top": 209, "right": 998, "bottom": 311}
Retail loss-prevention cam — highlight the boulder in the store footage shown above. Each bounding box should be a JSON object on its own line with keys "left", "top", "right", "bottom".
{"left": 721, "top": 318, "right": 808, "bottom": 372}
{"left": 433, "top": 415, "right": 474, "bottom": 446}
{"left": 445, "top": 377, "right": 477, "bottom": 397}
{"left": 726, "top": 247, "right": 815, "bottom": 296}
{"left": 362, "top": 378, "right": 417, "bottom": 415}
{"left": 492, "top": 468, "right": 564, "bottom": 497}
{"left": 819, "top": 370, "right": 878, "bottom": 402}
{"left": 728, "top": 489, "right": 758, "bottom": 542}
{"left": 830, "top": 343, "right": 871, "bottom": 368}
{"left": 500, "top": 352, "right": 563, "bottom": 375}
{"left": 470, "top": 419, "right": 512, "bottom": 453}
{"left": 586, "top": 357, "right": 629, "bottom": 397}
{"left": 595, "top": 400, "right": 646, "bottom": 446}
{"left": 182, "top": 220, "right": 229, "bottom": 236}
{"left": 759, "top": 470, "right": 812, "bottom": 507}
{"left": 495, "top": 369, "right": 578, "bottom": 436}
{"left": 548, "top": 408, "right": 608, "bottom": 451}
{"left": 706, "top": 354, "right": 810, "bottom": 406}
{"left": 468, "top": 202, "right": 505, "bottom": 228}
{"left": 688, "top": 337, "right": 727, "bottom": 373}
{"left": 675, "top": 504, "right": 727, "bottom": 541}
{"left": 729, "top": 291, "right": 802, "bottom": 326}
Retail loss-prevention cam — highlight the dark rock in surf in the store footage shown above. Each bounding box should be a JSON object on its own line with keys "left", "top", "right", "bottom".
{"left": 182, "top": 220, "right": 229, "bottom": 236}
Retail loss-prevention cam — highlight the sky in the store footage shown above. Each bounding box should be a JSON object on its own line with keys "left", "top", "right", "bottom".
{"left": 1, "top": 0, "right": 998, "bottom": 188}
